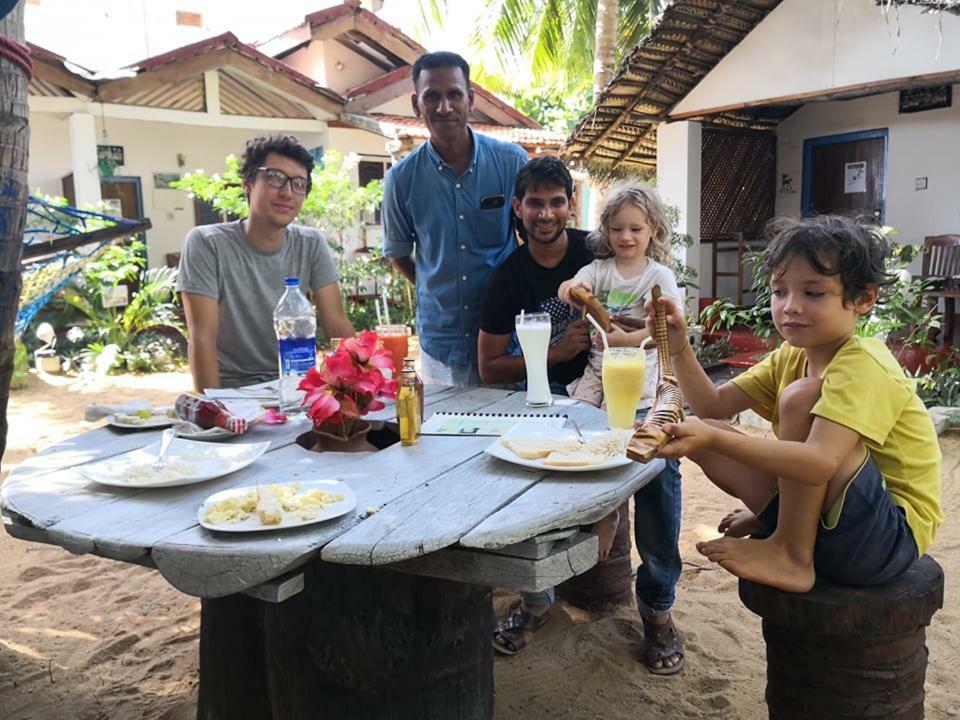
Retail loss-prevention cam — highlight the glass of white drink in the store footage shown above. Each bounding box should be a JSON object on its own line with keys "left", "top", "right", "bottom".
{"left": 516, "top": 312, "right": 553, "bottom": 407}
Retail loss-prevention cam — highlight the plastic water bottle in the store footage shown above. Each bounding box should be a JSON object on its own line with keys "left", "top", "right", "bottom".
{"left": 273, "top": 277, "right": 316, "bottom": 411}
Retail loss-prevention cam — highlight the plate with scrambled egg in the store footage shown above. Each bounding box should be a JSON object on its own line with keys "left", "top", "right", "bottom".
{"left": 75, "top": 439, "right": 270, "bottom": 488}
{"left": 199, "top": 480, "right": 356, "bottom": 532}
{"left": 485, "top": 424, "right": 633, "bottom": 473}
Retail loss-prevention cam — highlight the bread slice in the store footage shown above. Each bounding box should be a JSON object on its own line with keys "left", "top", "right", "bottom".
{"left": 541, "top": 451, "right": 606, "bottom": 468}
{"left": 500, "top": 437, "right": 579, "bottom": 459}
{"left": 256, "top": 485, "right": 283, "bottom": 525}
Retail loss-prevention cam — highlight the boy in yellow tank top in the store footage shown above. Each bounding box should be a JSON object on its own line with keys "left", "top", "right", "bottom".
{"left": 648, "top": 215, "right": 941, "bottom": 592}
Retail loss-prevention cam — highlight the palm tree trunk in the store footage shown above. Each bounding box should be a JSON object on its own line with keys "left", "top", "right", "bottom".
{"left": 0, "top": 1, "right": 29, "bottom": 463}
{"left": 592, "top": 0, "right": 620, "bottom": 99}
{"left": 589, "top": 0, "right": 620, "bottom": 225}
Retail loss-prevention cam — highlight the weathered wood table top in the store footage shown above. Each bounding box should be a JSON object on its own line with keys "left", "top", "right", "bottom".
{"left": 1, "top": 386, "right": 664, "bottom": 599}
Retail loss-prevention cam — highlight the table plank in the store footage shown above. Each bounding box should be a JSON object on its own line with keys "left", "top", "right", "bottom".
{"left": 460, "top": 458, "right": 666, "bottom": 550}
{"left": 149, "top": 434, "right": 495, "bottom": 597}
{"left": 319, "top": 395, "right": 610, "bottom": 566}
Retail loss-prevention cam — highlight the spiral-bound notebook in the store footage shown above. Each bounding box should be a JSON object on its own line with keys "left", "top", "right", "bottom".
{"left": 420, "top": 412, "right": 567, "bottom": 436}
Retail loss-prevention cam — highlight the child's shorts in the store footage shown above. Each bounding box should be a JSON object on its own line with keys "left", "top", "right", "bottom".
{"left": 755, "top": 454, "right": 918, "bottom": 586}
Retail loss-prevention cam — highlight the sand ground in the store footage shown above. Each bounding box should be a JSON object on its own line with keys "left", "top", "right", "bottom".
{"left": 1, "top": 371, "right": 957, "bottom": 719}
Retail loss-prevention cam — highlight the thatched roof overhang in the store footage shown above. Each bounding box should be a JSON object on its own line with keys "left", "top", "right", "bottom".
{"left": 562, "top": 0, "right": 784, "bottom": 178}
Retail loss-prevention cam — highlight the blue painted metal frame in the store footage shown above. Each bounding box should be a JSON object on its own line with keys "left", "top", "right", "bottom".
{"left": 801, "top": 128, "right": 888, "bottom": 221}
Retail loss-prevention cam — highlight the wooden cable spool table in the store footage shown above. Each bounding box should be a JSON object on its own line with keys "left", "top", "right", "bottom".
{"left": 1, "top": 386, "right": 665, "bottom": 720}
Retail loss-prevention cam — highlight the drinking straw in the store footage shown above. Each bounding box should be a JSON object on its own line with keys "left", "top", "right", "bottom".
{"left": 520, "top": 309, "right": 525, "bottom": 320}
{"left": 374, "top": 298, "right": 384, "bottom": 326}
{"left": 586, "top": 313, "right": 609, "bottom": 350}
{"left": 381, "top": 289, "right": 391, "bottom": 324}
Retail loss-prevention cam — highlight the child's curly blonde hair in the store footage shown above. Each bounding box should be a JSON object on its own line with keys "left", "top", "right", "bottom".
{"left": 588, "top": 182, "right": 672, "bottom": 264}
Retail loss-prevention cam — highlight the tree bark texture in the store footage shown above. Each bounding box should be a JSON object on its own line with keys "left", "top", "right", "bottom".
{"left": 592, "top": 0, "right": 620, "bottom": 100}
{"left": 0, "top": 0, "right": 28, "bottom": 464}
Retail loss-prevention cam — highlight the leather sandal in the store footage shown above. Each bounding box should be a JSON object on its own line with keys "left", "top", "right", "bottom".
{"left": 492, "top": 607, "right": 549, "bottom": 656}
{"left": 641, "top": 612, "right": 685, "bottom": 675}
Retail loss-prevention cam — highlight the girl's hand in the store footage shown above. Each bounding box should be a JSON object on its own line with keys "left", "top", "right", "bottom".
{"left": 558, "top": 279, "right": 592, "bottom": 305}
{"left": 657, "top": 418, "right": 716, "bottom": 459}
{"left": 606, "top": 322, "right": 632, "bottom": 347}
{"left": 643, "top": 294, "right": 689, "bottom": 356}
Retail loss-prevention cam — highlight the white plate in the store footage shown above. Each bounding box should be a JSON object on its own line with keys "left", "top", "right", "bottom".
{"left": 198, "top": 479, "right": 357, "bottom": 533}
{"left": 75, "top": 438, "right": 270, "bottom": 488}
{"left": 484, "top": 426, "right": 633, "bottom": 473}
{"left": 106, "top": 409, "right": 175, "bottom": 430}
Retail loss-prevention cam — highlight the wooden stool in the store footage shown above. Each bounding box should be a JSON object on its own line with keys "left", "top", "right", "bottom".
{"left": 739, "top": 555, "right": 944, "bottom": 720}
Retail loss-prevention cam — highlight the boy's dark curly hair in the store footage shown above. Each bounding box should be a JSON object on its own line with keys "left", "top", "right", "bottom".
{"left": 763, "top": 215, "right": 896, "bottom": 304}
{"left": 240, "top": 135, "right": 314, "bottom": 193}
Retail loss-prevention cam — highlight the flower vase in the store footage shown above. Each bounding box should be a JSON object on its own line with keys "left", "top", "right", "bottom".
{"left": 298, "top": 420, "right": 374, "bottom": 453}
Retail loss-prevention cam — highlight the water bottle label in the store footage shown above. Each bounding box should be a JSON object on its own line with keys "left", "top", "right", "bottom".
{"left": 278, "top": 337, "right": 316, "bottom": 374}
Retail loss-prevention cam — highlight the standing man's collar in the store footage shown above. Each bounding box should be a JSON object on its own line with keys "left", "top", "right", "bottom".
{"left": 426, "top": 126, "right": 478, "bottom": 174}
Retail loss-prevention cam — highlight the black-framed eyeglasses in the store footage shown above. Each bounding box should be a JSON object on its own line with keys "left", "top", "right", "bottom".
{"left": 257, "top": 167, "right": 309, "bottom": 195}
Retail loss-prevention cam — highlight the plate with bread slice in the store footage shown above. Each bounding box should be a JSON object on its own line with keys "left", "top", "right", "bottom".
{"left": 485, "top": 423, "right": 633, "bottom": 473}
{"left": 198, "top": 479, "right": 356, "bottom": 532}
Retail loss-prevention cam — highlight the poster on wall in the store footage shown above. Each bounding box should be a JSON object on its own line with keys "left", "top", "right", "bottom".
{"left": 844, "top": 161, "right": 866, "bottom": 194}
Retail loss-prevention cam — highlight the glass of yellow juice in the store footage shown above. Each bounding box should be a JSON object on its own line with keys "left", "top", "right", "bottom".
{"left": 602, "top": 346, "right": 646, "bottom": 429}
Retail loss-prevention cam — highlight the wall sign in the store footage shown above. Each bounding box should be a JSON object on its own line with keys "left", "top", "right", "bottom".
{"left": 899, "top": 85, "right": 952, "bottom": 114}
{"left": 844, "top": 161, "right": 867, "bottom": 194}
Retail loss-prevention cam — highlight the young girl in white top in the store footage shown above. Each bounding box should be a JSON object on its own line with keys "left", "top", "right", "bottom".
{"left": 559, "top": 182, "right": 683, "bottom": 409}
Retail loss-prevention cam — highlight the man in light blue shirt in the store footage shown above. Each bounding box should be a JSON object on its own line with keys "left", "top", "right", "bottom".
{"left": 382, "top": 51, "right": 527, "bottom": 385}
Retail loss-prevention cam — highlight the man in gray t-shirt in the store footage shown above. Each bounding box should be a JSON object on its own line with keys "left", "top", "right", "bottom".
{"left": 176, "top": 135, "right": 354, "bottom": 390}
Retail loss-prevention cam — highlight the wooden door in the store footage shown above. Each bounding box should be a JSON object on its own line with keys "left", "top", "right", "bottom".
{"left": 100, "top": 177, "right": 143, "bottom": 219}
{"left": 802, "top": 130, "right": 887, "bottom": 223}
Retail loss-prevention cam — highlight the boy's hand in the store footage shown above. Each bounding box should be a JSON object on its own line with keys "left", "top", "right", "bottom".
{"left": 558, "top": 279, "right": 592, "bottom": 306}
{"left": 643, "top": 295, "right": 689, "bottom": 356}
{"left": 657, "top": 417, "right": 715, "bottom": 458}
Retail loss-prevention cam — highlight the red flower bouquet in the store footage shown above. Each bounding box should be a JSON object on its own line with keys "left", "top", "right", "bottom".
{"left": 299, "top": 331, "right": 398, "bottom": 439}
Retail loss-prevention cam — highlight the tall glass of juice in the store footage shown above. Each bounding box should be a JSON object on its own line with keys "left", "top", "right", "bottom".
{"left": 601, "top": 346, "right": 646, "bottom": 429}
{"left": 376, "top": 324, "right": 410, "bottom": 379}
{"left": 516, "top": 312, "right": 552, "bottom": 406}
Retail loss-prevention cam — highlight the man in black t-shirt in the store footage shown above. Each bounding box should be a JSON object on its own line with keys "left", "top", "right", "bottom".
{"left": 478, "top": 157, "right": 591, "bottom": 388}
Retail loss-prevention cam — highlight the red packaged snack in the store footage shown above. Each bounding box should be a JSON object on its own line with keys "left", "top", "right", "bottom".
{"left": 175, "top": 394, "right": 248, "bottom": 434}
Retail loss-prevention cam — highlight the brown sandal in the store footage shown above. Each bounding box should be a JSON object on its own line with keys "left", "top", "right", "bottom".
{"left": 641, "top": 613, "right": 685, "bottom": 675}
{"left": 492, "top": 608, "right": 549, "bottom": 656}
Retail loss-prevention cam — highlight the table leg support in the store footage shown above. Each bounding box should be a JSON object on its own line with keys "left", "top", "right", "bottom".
{"left": 199, "top": 560, "right": 494, "bottom": 720}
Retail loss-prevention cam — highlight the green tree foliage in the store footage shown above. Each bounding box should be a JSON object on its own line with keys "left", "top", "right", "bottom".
{"left": 172, "top": 150, "right": 384, "bottom": 255}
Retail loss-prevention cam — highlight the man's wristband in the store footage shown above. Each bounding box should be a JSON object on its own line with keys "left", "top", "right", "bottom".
{"left": 669, "top": 342, "right": 692, "bottom": 359}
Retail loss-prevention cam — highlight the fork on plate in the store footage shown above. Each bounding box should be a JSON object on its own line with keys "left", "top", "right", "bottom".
{"left": 151, "top": 428, "right": 176, "bottom": 471}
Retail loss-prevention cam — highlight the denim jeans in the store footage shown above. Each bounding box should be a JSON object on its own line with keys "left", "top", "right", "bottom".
{"left": 521, "top": 459, "right": 683, "bottom": 614}
{"left": 634, "top": 458, "right": 682, "bottom": 615}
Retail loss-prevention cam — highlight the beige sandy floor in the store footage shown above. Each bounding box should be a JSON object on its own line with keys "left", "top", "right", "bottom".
{"left": 0, "top": 371, "right": 957, "bottom": 719}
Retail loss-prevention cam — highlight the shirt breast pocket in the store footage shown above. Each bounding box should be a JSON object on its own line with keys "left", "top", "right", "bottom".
{"left": 474, "top": 205, "right": 510, "bottom": 247}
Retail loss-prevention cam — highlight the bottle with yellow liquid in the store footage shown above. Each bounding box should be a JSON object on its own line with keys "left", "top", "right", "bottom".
{"left": 402, "top": 356, "right": 424, "bottom": 421}
{"left": 397, "top": 366, "right": 421, "bottom": 446}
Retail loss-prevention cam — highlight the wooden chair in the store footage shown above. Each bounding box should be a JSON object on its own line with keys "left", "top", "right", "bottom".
{"left": 920, "top": 235, "right": 960, "bottom": 347}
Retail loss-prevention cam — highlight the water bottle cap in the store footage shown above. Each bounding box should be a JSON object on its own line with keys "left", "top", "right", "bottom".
{"left": 284, "top": 277, "right": 300, "bottom": 286}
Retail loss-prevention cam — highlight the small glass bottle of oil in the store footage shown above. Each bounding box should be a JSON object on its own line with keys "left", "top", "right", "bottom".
{"left": 402, "top": 356, "right": 424, "bottom": 420}
{"left": 397, "top": 366, "right": 421, "bottom": 446}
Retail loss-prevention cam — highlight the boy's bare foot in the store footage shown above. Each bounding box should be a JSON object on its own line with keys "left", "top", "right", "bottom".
{"left": 717, "top": 507, "right": 765, "bottom": 538}
{"left": 591, "top": 509, "right": 620, "bottom": 561}
{"left": 695, "top": 536, "right": 815, "bottom": 593}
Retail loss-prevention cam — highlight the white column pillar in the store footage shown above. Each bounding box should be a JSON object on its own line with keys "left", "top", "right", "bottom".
{"left": 67, "top": 113, "right": 101, "bottom": 207}
{"left": 656, "top": 120, "right": 702, "bottom": 306}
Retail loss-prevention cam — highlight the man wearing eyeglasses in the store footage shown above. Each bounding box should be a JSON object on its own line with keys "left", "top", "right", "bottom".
{"left": 382, "top": 51, "right": 528, "bottom": 386}
{"left": 177, "top": 135, "right": 354, "bottom": 390}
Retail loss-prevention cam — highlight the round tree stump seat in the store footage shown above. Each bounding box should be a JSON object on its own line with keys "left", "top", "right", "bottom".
{"left": 739, "top": 555, "right": 944, "bottom": 720}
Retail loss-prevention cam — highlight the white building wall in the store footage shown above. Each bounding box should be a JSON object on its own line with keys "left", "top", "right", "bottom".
{"left": 30, "top": 112, "right": 327, "bottom": 267}
{"left": 775, "top": 86, "right": 960, "bottom": 259}
{"left": 674, "top": 0, "right": 960, "bottom": 116}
